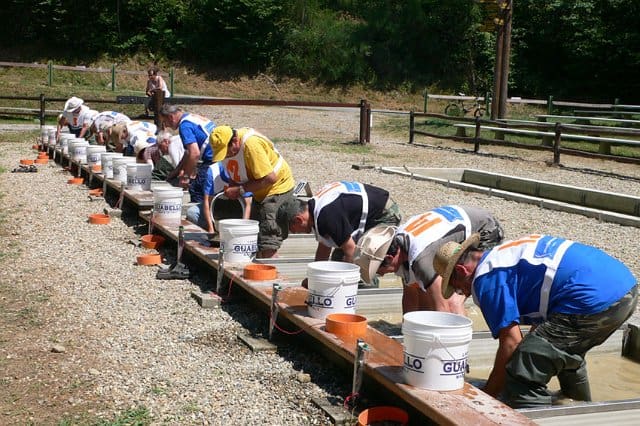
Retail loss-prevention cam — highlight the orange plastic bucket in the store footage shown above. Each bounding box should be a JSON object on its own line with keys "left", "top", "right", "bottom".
{"left": 357, "top": 406, "right": 408, "bottom": 426}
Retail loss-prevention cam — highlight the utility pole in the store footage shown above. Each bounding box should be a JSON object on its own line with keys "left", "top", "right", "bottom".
{"left": 491, "top": 0, "right": 513, "bottom": 120}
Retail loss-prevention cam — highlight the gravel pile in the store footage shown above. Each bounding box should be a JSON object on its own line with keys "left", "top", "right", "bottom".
{"left": 0, "top": 108, "right": 639, "bottom": 425}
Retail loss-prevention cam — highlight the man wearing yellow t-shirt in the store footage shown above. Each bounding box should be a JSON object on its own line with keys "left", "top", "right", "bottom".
{"left": 209, "top": 126, "right": 295, "bottom": 258}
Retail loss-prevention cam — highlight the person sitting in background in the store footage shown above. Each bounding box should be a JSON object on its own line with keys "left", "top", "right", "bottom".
{"left": 110, "top": 121, "right": 157, "bottom": 155}
{"left": 57, "top": 97, "right": 98, "bottom": 139}
{"left": 145, "top": 66, "right": 171, "bottom": 116}
{"left": 186, "top": 161, "right": 252, "bottom": 234}
{"left": 90, "top": 111, "right": 131, "bottom": 145}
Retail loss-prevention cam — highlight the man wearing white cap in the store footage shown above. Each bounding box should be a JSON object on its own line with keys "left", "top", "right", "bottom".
{"left": 353, "top": 205, "right": 503, "bottom": 314}
{"left": 58, "top": 96, "right": 97, "bottom": 139}
{"left": 433, "top": 234, "right": 637, "bottom": 407}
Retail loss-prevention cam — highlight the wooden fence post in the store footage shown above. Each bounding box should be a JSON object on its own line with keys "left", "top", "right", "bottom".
{"left": 423, "top": 90, "right": 428, "bottom": 113}
{"left": 153, "top": 90, "right": 165, "bottom": 128}
{"left": 47, "top": 61, "right": 53, "bottom": 86}
{"left": 473, "top": 116, "right": 481, "bottom": 153}
{"left": 39, "top": 93, "right": 45, "bottom": 127}
{"left": 359, "top": 99, "right": 367, "bottom": 144}
{"left": 169, "top": 67, "right": 175, "bottom": 97}
{"left": 547, "top": 95, "right": 554, "bottom": 115}
{"left": 409, "top": 111, "right": 415, "bottom": 144}
{"left": 553, "top": 122, "right": 561, "bottom": 165}
{"left": 111, "top": 64, "right": 116, "bottom": 91}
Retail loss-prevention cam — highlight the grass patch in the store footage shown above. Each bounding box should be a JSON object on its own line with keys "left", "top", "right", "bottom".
{"left": 93, "top": 406, "right": 151, "bottom": 426}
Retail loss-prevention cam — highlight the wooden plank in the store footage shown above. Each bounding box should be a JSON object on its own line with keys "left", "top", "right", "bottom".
{"left": 537, "top": 114, "right": 640, "bottom": 125}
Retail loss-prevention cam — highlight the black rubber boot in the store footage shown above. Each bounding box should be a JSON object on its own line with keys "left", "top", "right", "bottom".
{"left": 156, "top": 262, "right": 192, "bottom": 280}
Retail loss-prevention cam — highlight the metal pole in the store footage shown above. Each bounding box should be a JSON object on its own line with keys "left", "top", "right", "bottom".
{"left": 111, "top": 64, "right": 116, "bottom": 91}
{"left": 473, "top": 116, "right": 481, "bottom": 153}
{"left": 269, "top": 283, "right": 282, "bottom": 341}
{"left": 423, "top": 89, "right": 428, "bottom": 113}
{"left": 359, "top": 99, "right": 366, "bottom": 144}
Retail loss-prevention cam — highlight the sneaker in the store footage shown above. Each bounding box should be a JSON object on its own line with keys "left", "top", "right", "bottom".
{"left": 156, "top": 262, "right": 192, "bottom": 280}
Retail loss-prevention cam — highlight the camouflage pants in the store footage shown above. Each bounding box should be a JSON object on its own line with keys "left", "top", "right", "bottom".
{"left": 504, "top": 285, "right": 638, "bottom": 408}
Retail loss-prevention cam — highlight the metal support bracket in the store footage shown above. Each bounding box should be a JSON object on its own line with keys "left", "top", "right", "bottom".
{"left": 215, "top": 245, "right": 225, "bottom": 294}
{"left": 351, "top": 339, "right": 370, "bottom": 401}
{"left": 269, "top": 283, "right": 283, "bottom": 340}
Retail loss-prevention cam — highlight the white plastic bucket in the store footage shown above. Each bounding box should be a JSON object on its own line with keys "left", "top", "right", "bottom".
{"left": 86, "top": 145, "right": 106, "bottom": 168}
{"left": 402, "top": 311, "right": 473, "bottom": 391}
{"left": 218, "top": 219, "right": 259, "bottom": 263}
{"left": 47, "top": 128, "right": 56, "bottom": 146}
{"left": 70, "top": 140, "right": 89, "bottom": 164}
{"left": 100, "top": 153, "right": 123, "bottom": 179}
{"left": 59, "top": 134, "right": 73, "bottom": 155}
{"left": 152, "top": 188, "right": 184, "bottom": 227}
{"left": 112, "top": 157, "right": 137, "bottom": 184}
{"left": 126, "top": 163, "right": 152, "bottom": 191}
{"left": 306, "top": 261, "right": 361, "bottom": 319}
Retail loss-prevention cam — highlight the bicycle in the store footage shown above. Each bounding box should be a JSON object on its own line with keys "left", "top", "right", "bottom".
{"left": 444, "top": 94, "right": 487, "bottom": 118}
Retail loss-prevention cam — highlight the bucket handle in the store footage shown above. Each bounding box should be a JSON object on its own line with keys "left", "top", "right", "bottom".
{"left": 418, "top": 333, "right": 461, "bottom": 361}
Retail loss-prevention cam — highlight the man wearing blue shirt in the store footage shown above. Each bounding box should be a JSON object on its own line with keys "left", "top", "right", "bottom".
{"left": 434, "top": 234, "right": 637, "bottom": 408}
{"left": 159, "top": 104, "right": 215, "bottom": 203}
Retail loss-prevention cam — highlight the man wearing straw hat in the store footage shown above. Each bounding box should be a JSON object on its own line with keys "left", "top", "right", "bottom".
{"left": 433, "top": 234, "right": 637, "bottom": 408}
{"left": 353, "top": 205, "right": 503, "bottom": 315}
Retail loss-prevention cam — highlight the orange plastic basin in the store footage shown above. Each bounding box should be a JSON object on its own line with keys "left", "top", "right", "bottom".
{"left": 35, "top": 158, "right": 48, "bottom": 164}
{"left": 68, "top": 177, "right": 84, "bottom": 185}
{"left": 20, "top": 159, "right": 34, "bottom": 165}
{"left": 140, "top": 234, "right": 165, "bottom": 250}
{"left": 325, "top": 313, "right": 368, "bottom": 339}
{"left": 37, "top": 153, "right": 49, "bottom": 159}
{"left": 137, "top": 253, "right": 161, "bottom": 266}
{"left": 88, "top": 213, "right": 110, "bottom": 225}
{"left": 357, "top": 406, "right": 409, "bottom": 426}
{"left": 88, "top": 188, "right": 103, "bottom": 197}
{"left": 243, "top": 264, "right": 277, "bottom": 280}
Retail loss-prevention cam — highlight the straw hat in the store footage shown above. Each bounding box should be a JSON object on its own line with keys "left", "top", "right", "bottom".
{"left": 63, "top": 96, "right": 84, "bottom": 112}
{"left": 433, "top": 233, "right": 481, "bottom": 299}
{"left": 353, "top": 225, "right": 397, "bottom": 283}
{"left": 210, "top": 126, "right": 234, "bottom": 162}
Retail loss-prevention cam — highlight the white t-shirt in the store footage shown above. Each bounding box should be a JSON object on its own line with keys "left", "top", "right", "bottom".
{"left": 167, "top": 135, "right": 184, "bottom": 167}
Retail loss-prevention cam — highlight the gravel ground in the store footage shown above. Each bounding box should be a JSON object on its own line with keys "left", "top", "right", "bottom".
{"left": 0, "top": 108, "right": 639, "bottom": 425}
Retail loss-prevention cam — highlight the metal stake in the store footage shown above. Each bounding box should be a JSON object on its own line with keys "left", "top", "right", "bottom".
{"left": 351, "top": 339, "right": 370, "bottom": 402}
{"left": 148, "top": 208, "right": 154, "bottom": 235}
{"left": 177, "top": 225, "right": 184, "bottom": 263}
{"left": 269, "top": 283, "right": 282, "bottom": 340}
{"left": 215, "top": 245, "right": 224, "bottom": 294}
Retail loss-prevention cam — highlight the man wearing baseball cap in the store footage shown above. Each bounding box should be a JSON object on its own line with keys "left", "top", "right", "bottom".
{"left": 353, "top": 205, "right": 503, "bottom": 314}
{"left": 209, "top": 125, "right": 294, "bottom": 258}
{"left": 433, "top": 234, "right": 637, "bottom": 408}
{"left": 277, "top": 181, "right": 402, "bottom": 266}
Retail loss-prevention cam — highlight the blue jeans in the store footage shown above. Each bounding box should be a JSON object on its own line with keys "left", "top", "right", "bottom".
{"left": 189, "top": 161, "right": 211, "bottom": 204}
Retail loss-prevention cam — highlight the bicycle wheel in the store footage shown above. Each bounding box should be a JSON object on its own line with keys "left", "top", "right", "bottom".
{"left": 445, "top": 103, "right": 462, "bottom": 117}
{"left": 474, "top": 107, "right": 486, "bottom": 118}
